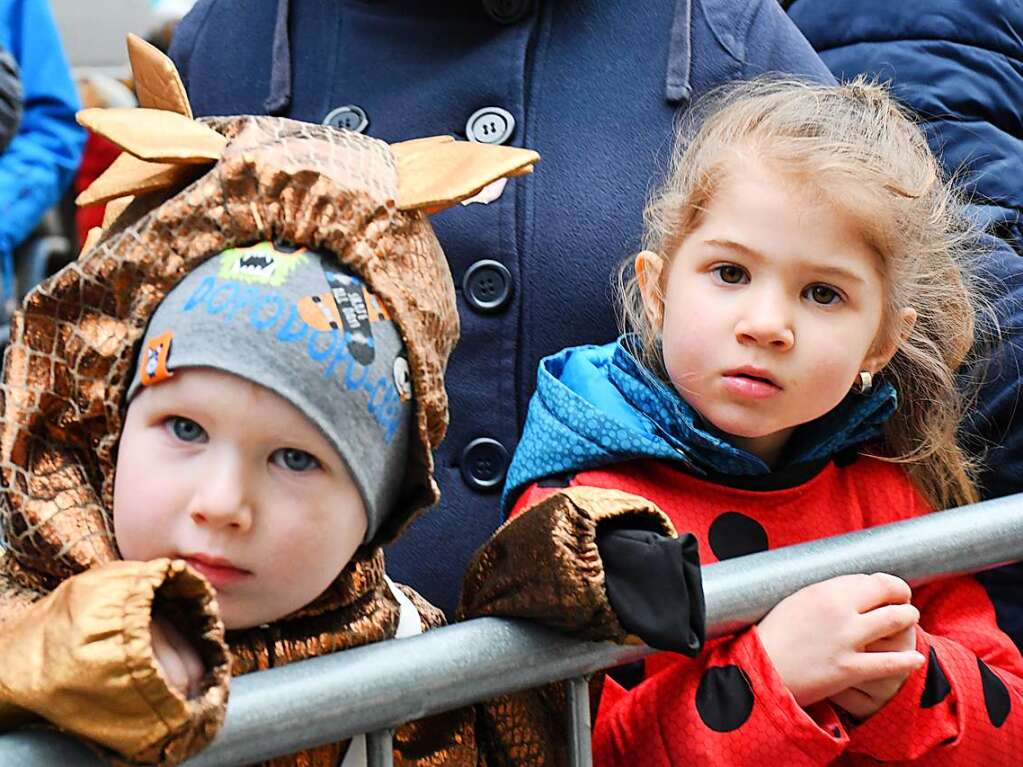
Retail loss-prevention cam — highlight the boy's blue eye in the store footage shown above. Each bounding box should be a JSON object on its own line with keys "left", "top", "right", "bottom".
{"left": 272, "top": 448, "right": 320, "bottom": 473}
{"left": 713, "top": 264, "right": 748, "bottom": 285}
{"left": 169, "top": 416, "right": 206, "bottom": 443}
{"left": 806, "top": 284, "right": 841, "bottom": 305}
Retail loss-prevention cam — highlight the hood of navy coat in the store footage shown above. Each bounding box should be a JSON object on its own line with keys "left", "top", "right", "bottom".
{"left": 503, "top": 339, "right": 897, "bottom": 509}
{"left": 262, "top": 0, "right": 698, "bottom": 115}
{"left": 788, "top": 0, "right": 1023, "bottom": 250}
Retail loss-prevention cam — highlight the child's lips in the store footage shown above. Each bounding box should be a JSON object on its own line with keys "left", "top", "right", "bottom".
{"left": 721, "top": 368, "right": 783, "bottom": 399}
{"left": 179, "top": 553, "right": 253, "bottom": 587}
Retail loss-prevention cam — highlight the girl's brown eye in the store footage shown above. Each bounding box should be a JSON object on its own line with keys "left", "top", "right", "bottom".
{"left": 809, "top": 285, "right": 840, "bottom": 305}
{"left": 715, "top": 265, "right": 747, "bottom": 284}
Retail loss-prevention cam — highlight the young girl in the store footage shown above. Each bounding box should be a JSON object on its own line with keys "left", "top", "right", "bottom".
{"left": 479, "top": 78, "right": 1023, "bottom": 764}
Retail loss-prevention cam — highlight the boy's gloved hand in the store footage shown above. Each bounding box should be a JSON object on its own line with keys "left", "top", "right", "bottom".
{"left": 152, "top": 613, "right": 205, "bottom": 700}
{"left": 0, "top": 558, "right": 230, "bottom": 763}
{"left": 757, "top": 573, "right": 924, "bottom": 713}
{"left": 596, "top": 525, "right": 705, "bottom": 656}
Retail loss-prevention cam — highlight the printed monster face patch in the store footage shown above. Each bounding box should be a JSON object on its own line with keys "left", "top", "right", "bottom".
{"left": 297, "top": 265, "right": 392, "bottom": 366}
{"left": 218, "top": 242, "right": 309, "bottom": 286}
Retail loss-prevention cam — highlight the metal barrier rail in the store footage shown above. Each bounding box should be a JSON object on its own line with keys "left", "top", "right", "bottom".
{"left": 3, "top": 492, "right": 1023, "bottom": 766}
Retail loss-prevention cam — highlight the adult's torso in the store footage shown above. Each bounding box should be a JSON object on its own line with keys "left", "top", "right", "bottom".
{"left": 172, "top": 0, "right": 831, "bottom": 613}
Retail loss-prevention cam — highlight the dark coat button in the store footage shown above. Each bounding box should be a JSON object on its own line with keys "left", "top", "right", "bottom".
{"left": 482, "top": 0, "right": 532, "bottom": 24}
{"left": 463, "top": 260, "right": 513, "bottom": 314}
{"left": 460, "top": 438, "right": 510, "bottom": 492}
{"left": 465, "top": 106, "right": 515, "bottom": 145}
{"left": 323, "top": 105, "right": 369, "bottom": 133}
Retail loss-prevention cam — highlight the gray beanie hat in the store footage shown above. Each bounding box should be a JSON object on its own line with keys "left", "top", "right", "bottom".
{"left": 127, "top": 241, "right": 412, "bottom": 543}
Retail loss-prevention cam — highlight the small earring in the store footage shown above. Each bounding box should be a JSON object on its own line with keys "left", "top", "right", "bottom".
{"left": 856, "top": 371, "right": 873, "bottom": 393}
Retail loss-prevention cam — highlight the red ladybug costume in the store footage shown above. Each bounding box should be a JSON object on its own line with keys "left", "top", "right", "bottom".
{"left": 511, "top": 456, "right": 1023, "bottom": 765}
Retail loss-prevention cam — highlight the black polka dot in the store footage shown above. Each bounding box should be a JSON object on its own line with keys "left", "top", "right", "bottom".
{"left": 537, "top": 472, "right": 576, "bottom": 488}
{"left": 920, "top": 647, "right": 951, "bottom": 708}
{"left": 978, "top": 659, "right": 1011, "bottom": 727}
{"left": 696, "top": 665, "right": 754, "bottom": 732}
{"left": 830, "top": 726, "right": 842, "bottom": 738}
{"left": 708, "top": 512, "right": 769, "bottom": 561}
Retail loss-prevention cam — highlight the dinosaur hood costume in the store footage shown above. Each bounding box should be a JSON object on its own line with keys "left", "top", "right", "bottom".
{"left": 0, "top": 35, "right": 539, "bottom": 766}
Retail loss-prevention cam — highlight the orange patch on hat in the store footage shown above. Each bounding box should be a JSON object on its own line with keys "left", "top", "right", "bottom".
{"left": 140, "top": 330, "right": 175, "bottom": 386}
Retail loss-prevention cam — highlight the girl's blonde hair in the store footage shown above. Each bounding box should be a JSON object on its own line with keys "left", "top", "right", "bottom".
{"left": 619, "top": 77, "right": 993, "bottom": 510}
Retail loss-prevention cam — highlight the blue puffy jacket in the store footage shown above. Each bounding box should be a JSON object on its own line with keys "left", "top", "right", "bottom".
{"left": 789, "top": 0, "right": 1023, "bottom": 648}
{"left": 0, "top": 0, "right": 84, "bottom": 302}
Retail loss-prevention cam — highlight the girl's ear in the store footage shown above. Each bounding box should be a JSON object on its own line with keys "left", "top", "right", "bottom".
{"left": 635, "top": 250, "right": 666, "bottom": 330}
{"left": 863, "top": 307, "right": 918, "bottom": 373}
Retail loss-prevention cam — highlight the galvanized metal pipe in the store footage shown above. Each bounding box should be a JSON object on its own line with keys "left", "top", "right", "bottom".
{"left": 1, "top": 494, "right": 1022, "bottom": 766}
{"left": 366, "top": 729, "right": 393, "bottom": 767}
{"left": 0, "top": 729, "right": 98, "bottom": 764}
{"left": 701, "top": 489, "right": 1023, "bottom": 637}
{"left": 567, "top": 676, "right": 593, "bottom": 767}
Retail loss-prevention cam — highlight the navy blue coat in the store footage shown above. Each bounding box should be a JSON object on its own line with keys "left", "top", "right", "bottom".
{"left": 789, "top": 0, "right": 1023, "bottom": 651}
{"left": 170, "top": 0, "right": 834, "bottom": 615}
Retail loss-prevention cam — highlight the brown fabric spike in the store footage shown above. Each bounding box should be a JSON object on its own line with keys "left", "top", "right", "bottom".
{"left": 393, "top": 136, "right": 539, "bottom": 212}
{"left": 101, "top": 195, "right": 134, "bottom": 229}
{"left": 76, "top": 108, "right": 226, "bottom": 164}
{"left": 80, "top": 226, "right": 103, "bottom": 256}
{"left": 75, "top": 151, "right": 199, "bottom": 207}
{"left": 127, "top": 33, "right": 193, "bottom": 119}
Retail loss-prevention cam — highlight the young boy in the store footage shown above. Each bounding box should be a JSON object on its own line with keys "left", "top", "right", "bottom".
{"left": 0, "top": 37, "right": 539, "bottom": 766}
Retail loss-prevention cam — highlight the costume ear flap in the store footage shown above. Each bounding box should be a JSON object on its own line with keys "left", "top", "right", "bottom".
{"left": 77, "top": 108, "right": 226, "bottom": 164}
{"left": 126, "top": 33, "right": 193, "bottom": 118}
{"left": 80, "top": 227, "right": 103, "bottom": 256}
{"left": 102, "top": 196, "right": 134, "bottom": 228}
{"left": 392, "top": 136, "right": 539, "bottom": 213}
{"left": 76, "top": 34, "right": 221, "bottom": 211}
{"left": 78, "top": 196, "right": 134, "bottom": 257}
{"left": 76, "top": 151, "right": 198, "bottom": 207}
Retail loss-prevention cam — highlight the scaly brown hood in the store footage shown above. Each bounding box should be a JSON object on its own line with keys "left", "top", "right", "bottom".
{"left": 0, "top": 35, "right": 535, "bottom": 767}
{"left": 0, "top": 35, "right": 538, "bottom": 593}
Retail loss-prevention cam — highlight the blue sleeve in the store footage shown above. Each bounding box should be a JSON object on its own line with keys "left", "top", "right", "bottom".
{"left": 0, "top": 0, "right": 84, "bottom": 259}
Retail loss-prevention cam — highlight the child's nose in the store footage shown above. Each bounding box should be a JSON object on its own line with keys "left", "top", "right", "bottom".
{"left": 188, "top": 457, "right": 254, "bottom": 532}
{"left": 734, "top": 294, "right": 795, "bottom": 350}
{"left": 190, "top": 503, "right": 253, "bottom": 532}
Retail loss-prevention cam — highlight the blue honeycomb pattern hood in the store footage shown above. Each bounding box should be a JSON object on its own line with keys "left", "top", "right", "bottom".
{"left": 503, "top": 339, "right": 897, "bottom": 510}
